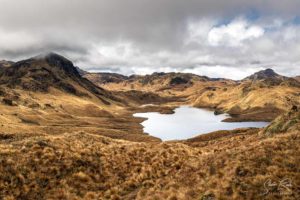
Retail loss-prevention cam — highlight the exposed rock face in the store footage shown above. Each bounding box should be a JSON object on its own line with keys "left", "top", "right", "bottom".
{"left": 169, "top": 76, "right": 189, "bottom": 85}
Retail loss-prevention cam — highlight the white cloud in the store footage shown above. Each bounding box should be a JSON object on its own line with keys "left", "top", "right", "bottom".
{"left": 182, "top": 65, "right": 264, "bottom": 80}
{"left": 185, "top": 19, "right": 215, "bottom": 45}
{"left": 74, "top": 16, "right": 300, "bottom": 79}
{"left": 208, "top": 18, "right": 264, "bottom": 47}
{"left": 1, "top": 1, "right": 300, "bottom": 79}
{"left": 0, "top": 29, "right": 40, "bottom": 52}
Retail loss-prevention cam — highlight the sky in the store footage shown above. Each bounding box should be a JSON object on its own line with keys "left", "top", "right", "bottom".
{"left": 0, "top": 0, "right": 300, "bottom": 80}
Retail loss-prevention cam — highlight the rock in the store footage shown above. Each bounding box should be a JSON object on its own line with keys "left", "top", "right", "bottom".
{"left": 292, "top": 105, "right": 298, "bottom": 112}
{"left": 169, "top": 76, "right": 189, "bottom": 85}
{"left": 214, "top": 110, "right": 223, "bottom": 115}
{"left": 2, "top": 98, "right": 15, "bottom": 106}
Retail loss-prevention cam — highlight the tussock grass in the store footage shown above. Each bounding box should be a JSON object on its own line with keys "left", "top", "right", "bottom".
{"left": 0, "top": 126, "right": 299, "bottom": 199}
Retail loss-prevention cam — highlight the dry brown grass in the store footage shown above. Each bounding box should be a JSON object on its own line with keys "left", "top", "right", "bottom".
{"left": 0, "top": 124, "right": 299, "bottom": 199}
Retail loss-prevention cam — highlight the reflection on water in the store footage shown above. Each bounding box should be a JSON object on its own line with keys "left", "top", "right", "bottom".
{"left": 133, "top": 105, "right": 269, "bottom": 141}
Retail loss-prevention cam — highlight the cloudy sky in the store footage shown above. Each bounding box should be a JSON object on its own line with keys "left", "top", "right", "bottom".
{"left": 0, "top": 0, "right": 300, "bottom": 79}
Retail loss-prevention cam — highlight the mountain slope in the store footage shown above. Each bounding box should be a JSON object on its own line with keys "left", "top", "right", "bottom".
{"left": 0, "top": 53, "right": 157, "bottom": 142}
{"left": 0, "top": 53, "right": 119, "bottom": 104}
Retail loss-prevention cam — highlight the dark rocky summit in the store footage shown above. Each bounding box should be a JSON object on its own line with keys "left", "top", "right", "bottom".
{"left": 244, "top": 68, "right": 281, "bottom": 80}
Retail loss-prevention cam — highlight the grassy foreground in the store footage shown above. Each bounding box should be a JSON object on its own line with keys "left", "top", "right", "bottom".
{"left": 0, "top": 118, "right": 299, "bottom": 199}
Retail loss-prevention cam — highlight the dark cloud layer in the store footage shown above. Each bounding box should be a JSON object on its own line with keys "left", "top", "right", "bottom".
{"left": 0, "top": 0, "right": 300, "bottom": 79}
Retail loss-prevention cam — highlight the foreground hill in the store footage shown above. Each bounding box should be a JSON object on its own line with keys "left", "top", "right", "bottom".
{"left": 84, "top": 69, "right": 300, "bottom": 122}
{"left": 0, "top": 108, "right": 299, "bottom": 199}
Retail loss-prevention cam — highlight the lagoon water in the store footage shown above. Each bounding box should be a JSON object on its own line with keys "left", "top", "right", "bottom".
{"left": 133, "top": 106, "right": 269, "bottom": 141}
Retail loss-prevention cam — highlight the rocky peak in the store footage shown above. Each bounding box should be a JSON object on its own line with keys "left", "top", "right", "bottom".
{"left": 32, "top": 52, "right": 80, "bottom": 76}
{"left": 245, "top": 68, "right": 281, "bottom": 80}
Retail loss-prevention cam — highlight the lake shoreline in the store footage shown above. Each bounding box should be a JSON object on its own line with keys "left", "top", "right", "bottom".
{"left": 133, "top": 105, "right": 270, "bottom": 141}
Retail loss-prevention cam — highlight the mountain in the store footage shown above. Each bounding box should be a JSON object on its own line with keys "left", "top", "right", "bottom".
{"left": 295, "top": 76, "right": 300, "bottom": 82}
{"left": 0, "top": 53, "right": 118, "bottom": 103}
{"left": 244, "top": 68, "right": 282, "bottom": 80}
{"left": 243, "top": 68, "right": 300, "bottom": 87}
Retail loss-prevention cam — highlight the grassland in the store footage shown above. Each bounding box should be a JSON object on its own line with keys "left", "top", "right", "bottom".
{"left": 0, "top": 117, "right": 299, "bottom": 199}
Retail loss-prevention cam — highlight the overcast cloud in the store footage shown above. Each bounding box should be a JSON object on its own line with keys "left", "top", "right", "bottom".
{"left": 0, "top": 0, "right": 300, "bottom": 79}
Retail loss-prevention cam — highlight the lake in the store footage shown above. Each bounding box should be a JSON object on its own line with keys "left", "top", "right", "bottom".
{"left": 133, "top": 105, "right": 269, "bottom": 141}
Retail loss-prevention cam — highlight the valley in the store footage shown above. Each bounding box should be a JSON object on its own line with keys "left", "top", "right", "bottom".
{"left": 0, "top": 53, "right": 299, "bottom": 199}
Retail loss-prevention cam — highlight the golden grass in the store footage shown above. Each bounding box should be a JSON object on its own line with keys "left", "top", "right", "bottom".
{"left": 0, "top": 126, "right": 299, "bottom": 199}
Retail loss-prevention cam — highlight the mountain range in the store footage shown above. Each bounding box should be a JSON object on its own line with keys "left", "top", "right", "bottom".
{"left": 83, "top": 68, "right": 300, "bottom": 122}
